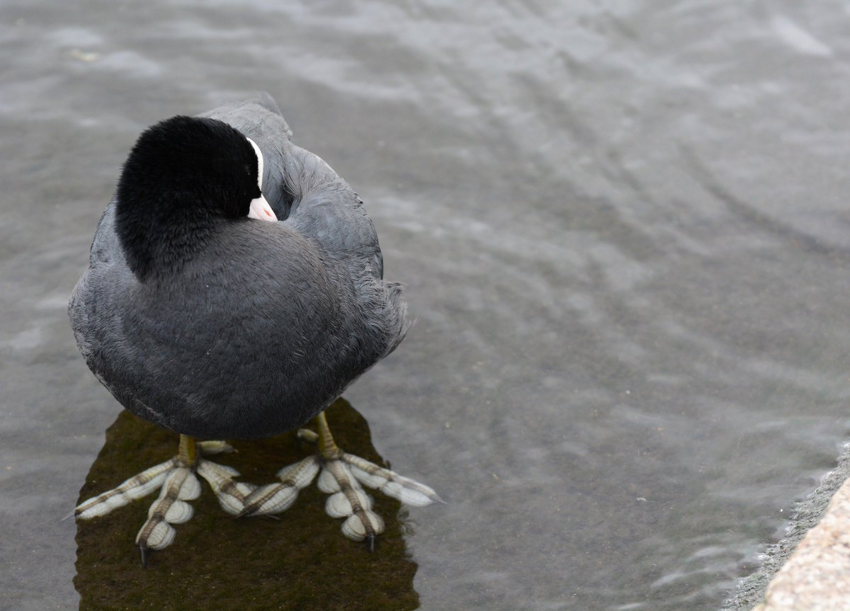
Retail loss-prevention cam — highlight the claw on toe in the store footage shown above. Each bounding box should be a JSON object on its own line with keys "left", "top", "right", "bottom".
{"left": 251, "top": 450, "right": 438, "bottom": 544}
{"left": 72, "top": 429, "right": 441, "bottom": 558}
{"left": 135, "top": 467, "right": 201, "bottom": 552}
{"left": 319, "top": 458, "right": 385, "bottom": 542}
{"left": 224, "top": 446, "right": 439, "bottom": 546}
{"left": 340, "top": 453, "right": 443, "bottom": 507}
{"left": 74, "top": 458, "right": 178, "bottom": 520}
{"left": 73, "top": 439, "right": 243, "bottom": 563}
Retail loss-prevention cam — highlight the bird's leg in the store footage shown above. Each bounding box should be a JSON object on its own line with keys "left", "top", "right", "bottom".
{"left": 238, "top": 411, "right": 442, "bottom": 548}
{"left": 315, "top": 411, "right": 341, "bottom": 459}
{"left": 312, "top": 411, "right": 385, "bottom": 547}
{"left": 178, "top": 434, "right": 197, "bottom": 466}
{"left": 72, "top": 435, "right": 253, "bottom": 565}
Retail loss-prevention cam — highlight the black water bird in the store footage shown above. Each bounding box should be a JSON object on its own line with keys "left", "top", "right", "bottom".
{"left": 69, "top": 94, "right": 439, "bottom": 560}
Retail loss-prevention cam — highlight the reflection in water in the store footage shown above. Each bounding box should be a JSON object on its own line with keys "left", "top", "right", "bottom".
{"left": 74, "top": 399, "right": 420, "bottom": 611}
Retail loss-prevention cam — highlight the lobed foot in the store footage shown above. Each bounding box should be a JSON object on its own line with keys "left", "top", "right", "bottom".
{"left": 72, "top": 439, "right": 253, "bottom": 565}
{"left": 236, "top": 416, "right": 442, "bottom": 548}
{"left": 72, "top": 415, "right": 441, "bottom": 559}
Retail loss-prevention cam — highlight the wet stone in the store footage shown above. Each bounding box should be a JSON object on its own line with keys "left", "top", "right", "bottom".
{"left": 725, "top": 444, "right": 850, "bottom": 611}
{"left": 74, "top": 398, "right": 420, "bottom": 611}
{"left": 756, "top": 476, "right": 850, "bottom": 611}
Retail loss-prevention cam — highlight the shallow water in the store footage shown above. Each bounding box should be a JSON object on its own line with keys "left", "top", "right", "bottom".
{"left": 3, "top": 1, "right": 850, "bottom": 609}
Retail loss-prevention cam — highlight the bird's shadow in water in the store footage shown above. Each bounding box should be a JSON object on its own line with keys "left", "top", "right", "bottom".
{"left": 73, "top": 398, "right": 420, "bottom": 611}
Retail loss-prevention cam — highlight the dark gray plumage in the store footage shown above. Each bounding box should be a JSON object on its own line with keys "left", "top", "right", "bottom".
{"left": 69, "top": 94, "right": 408, "bottom": 440}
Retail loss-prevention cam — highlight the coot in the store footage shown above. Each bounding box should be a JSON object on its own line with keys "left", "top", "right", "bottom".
{"left": 69, "top": 94, "right": 439, "bottom": 563}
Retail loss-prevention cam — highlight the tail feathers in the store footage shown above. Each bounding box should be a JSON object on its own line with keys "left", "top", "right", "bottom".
{"left": 381, "top": 281, "right": 411, "bottom": 358}
{"left": 252, "top": 91, "right": 284, "bottom": 117}
{"left": 204, "top": 93, "right": 293, "bottom": 140}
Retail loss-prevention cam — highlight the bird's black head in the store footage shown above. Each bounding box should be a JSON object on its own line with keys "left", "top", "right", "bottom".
{"left": 114, "top": 116, "right": 265, "bottom": 281}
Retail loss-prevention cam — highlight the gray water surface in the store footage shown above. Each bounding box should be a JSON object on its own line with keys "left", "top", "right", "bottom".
{"left": 3, "top": 1, "right": 850, "bottom": 609}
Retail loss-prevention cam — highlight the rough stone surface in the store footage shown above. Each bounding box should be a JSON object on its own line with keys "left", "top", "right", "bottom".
{"left": 758, "top": 475, "right": 850, "bottom": 611}
{"left": 724, "top": 444, "right": 850, "bottom": 611}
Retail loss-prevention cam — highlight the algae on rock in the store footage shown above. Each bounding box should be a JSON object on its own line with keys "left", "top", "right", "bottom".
{"left": 74, "top": 398, "right": 421, "bottom": 611}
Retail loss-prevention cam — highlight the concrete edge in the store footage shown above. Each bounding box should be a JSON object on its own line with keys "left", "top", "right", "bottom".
{"left": 723, "top": 443, "right": 850, "bottom": 611}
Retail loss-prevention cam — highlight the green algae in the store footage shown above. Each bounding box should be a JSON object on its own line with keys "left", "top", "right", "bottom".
{"left": 74, "top": 399, "right": 420, "bottom": 611}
